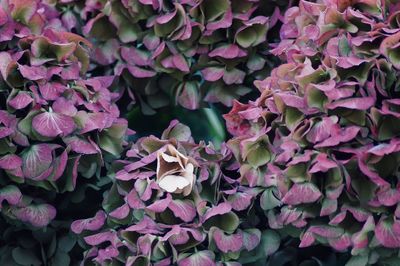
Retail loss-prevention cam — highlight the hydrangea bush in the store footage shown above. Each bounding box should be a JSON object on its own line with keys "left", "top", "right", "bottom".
{"left": 0, "top": 1, "right": 127, "bottom": 263}
{"left": 224, "top": 0, "right": 400, "bottom": 264}
{"left": 2, "top": 0, "right": 400, "bottom": 265}
{"left": 64, "top": 0, "right": 292, "bottom": 113}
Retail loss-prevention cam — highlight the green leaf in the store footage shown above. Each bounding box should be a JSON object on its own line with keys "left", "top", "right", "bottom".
{"left": 338, "top": 36, "right": 352, "bottom": 57}
{"left": 52, "top": 251, "right": 70, "bottom": 266}
{"left": 203, "top": 212, "right": 240, "bottom": 233}
{"left": 260, "top": 187, "right": 281, "bottom": 211}
{"left": 285, "top": 107, "right": 304, "bottom": 129}
{"left": 202, "top": 0, "right": 230, "bottom": 21}
{"left": 12, "top": 247, "right": 41, "bottom": 266}
{"left": 58, "top": 234, "right": 76, "bottom": 253}
{"left": 345, "top": 255, "right": 368, "bottom": 266}
{"left": 307, "top": 88, "right": 328, "bottom": 110}
{"left": 261, "top": 230, "right": 280, "bottom": 256}
{"left": 247, "top": 147, "right": 271, "bottom": 168}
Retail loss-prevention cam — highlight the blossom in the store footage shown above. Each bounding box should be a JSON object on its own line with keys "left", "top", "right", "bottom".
{"left": 156, "top": 144, "right": 196, "bottom": 196}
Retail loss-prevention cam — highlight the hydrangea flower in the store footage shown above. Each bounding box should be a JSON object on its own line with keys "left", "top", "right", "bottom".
{"left": 65, "top": 0, "right": 292, "bottom": 113}
{"left": 225, "top": 1, "right": 400, "bottom": 264}
{"left": 0, "top": 0, "right": 128, "bottom": 235}
{"left": 72, "top": 121, "right": 280, "bottom": 265}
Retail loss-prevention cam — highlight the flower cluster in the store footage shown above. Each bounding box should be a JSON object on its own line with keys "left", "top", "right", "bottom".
{"left": 72, "top": 121, "right": 281, "bottom": 265}
{"left": 224, "top": 0, "right": 400, "bottom": 264}
{"left": 65, "top": 0, "right": 291, "bottom": 112}
{"left": 0, "top": 1, "right": 128, "bottom": 262}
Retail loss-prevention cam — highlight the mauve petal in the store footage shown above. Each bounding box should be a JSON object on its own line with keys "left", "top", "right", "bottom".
{"left": 13, "top": 203, "right": 56, "bottom": 227}
{"left": 84, "top": 231, "right": 119, "bottom": 246}
{"left": 299, "top": 232, "right": 315, "bottom": 248}
{"left": 109, "top": 203, "right": 130, "bottom": 219}
{"left": 126, "top": 189, "right": 145, "bottom": 209}
{"left": 0, "top": 154, "right": 22, "bottom": 170}
{"left": 71, "top": 211, "right": 107, "bottom": 234}
{"left": 201, "top": 202, "right": 232, "bottom": 222}
{"left": 0, "top": 185, "right": 22, "bottom": 207}
{"left": 178, "top": 251, "right": 216, "bottom": 266}
{"left": 22, "top": 144, "right": 53, "bottom": 179}
{"left": 209, "top": 44, "right": 242, "bottom": 59}
{"left": 156, "top": 9, "right": 177, "bottom": 24}
{"left": 64, "top": 136, "right": 99, "bottom": 155}
{"left": 8, "top": 92, "right": 33, "bottom": 109}
{"left": 201, "top": 67, "right": 225, "bottom": 82}
{"left": 127, "top": 65, "right": 156, "bottom": 78}
{"left": 39, "top": 82, "right": 66, "bottom": 100}
{"left": 375, "top": 217, "right": 400, "bottom": 248}
{"left": 377, "top": 189, "right": 400, "bottom": 207}
{"left": 52, "top": 98, "right": 77, "bottom": 116}
{"left": 309, "top": 153, "right": 337, "bottom": 173}
{"left": 327, "top": 97, "right": 375, "bottom": 110}
{"left": 0, "top": 127, "right": 14, "bottom": 138}
{"left": 212, "top": 228, "right": 243, "bottom": 253}
{"left": 328, "top": 233, "right": 351, "bottom": 251}
{"left": 282, "top": 183, "right": 322, "bottom": 205}
{"left": 168, "top": 199, "right": 196, "bottom": 222}
{"left": 147, "top": 194, "right": 172, "bottom": 212}
{"left": 32, "top": 111, "right": 75, "bottom": 137}
{"left": 18, "top": 64, "right": 47, "bottom": 80}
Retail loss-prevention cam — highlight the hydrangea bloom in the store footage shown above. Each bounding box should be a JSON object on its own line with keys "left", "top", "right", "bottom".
{"left": 0, "top": 2, "right": 128, "bottom": 262}
{"left": 225, "top": 0, "right": 400, "bottom": 264}
{"left": 66, "top": 0, "right": 292, "bottom": 113}
{"left": 72, "top": 121, "right": 281, "bottom": 265}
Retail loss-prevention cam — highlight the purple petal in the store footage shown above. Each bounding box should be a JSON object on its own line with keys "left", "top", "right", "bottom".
{"left": 84, "top": 231, "right": 119, "bottom": 246}
{"left": 52, "top": 98, "right": 77, "bottom": 116}
{"left": 22, "top": 144, "right": 53, "bottom": 179}
{"left": 0, "top": 185, "right": 22, "bottom": 207}
{"left": 96, "top": 245, "right": 119, "bottom": 262}
{"left": 281, "top": 183, "right": 322, "bottom": 205}
{"left": 377, "top": 188, "right": 400, "bottom": 206}
{"left": 18, "top": 64, "right": 47, "bottom": 80}
{"left": 0, "top": 154, "right": 22, "bottom": 170}
{"left": 124, "top": 216, "right": 161, "bottom": 235}
{"left": 71, "top": 211, "right": 107, "bottom": 234}
{"left": 178, "top": 251, "right": 216, "bottom": 266}
{"left": 168, "top": 199, "right": 196, "bottom": 222}
{"left": 126, "top": 189, "right": 145, "bottom": 209}
{"left": 8, "top": 92, "right": 33, "bottom": 109}
{"left": 13, "top": 203, "right": 56, "bottom": 227}
{"left": 201, "top": 202, "right": 232, "bottom": 223}
{"left": 147, "top": 195, "right": 172, "bottom": 212}
{"left": 228, "top": 192, "right": 253, "bottom": 211}
{"left": 212, "top": 227, "right": 243, "bottom": 253}
{"left": 127, "top": 65, "right": 156, "bottom": 78}
{"left": 309, "top": 153, "right": 337, "bottom": 173}
{"left": 109, "top": 204, "right": 130, "bottom": 220}
{"left": 51, "top": 149, "right": 68, "bottom": 181}
{"left": 39, "top": 82, "right": 66, "bottom": 101}
{"left": 375, "top": 217, "right": 400, "bottom": 248}
{"left": 201, "top": 67, "right": 225, "bottom": 82}
{"left": 64, "top": 136, "right": 99, "bottom": 155}
{"left": 327, "top": 97, "right": 375, "bottom": 110}
{"left": 208, "top": 44, "right": 244, "bottom": 59}
{"left": 32, "top": 111, "right": 75, "bottom": 137}
{"left": 242, "top": 229, "right": 261, "bottom": 251}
